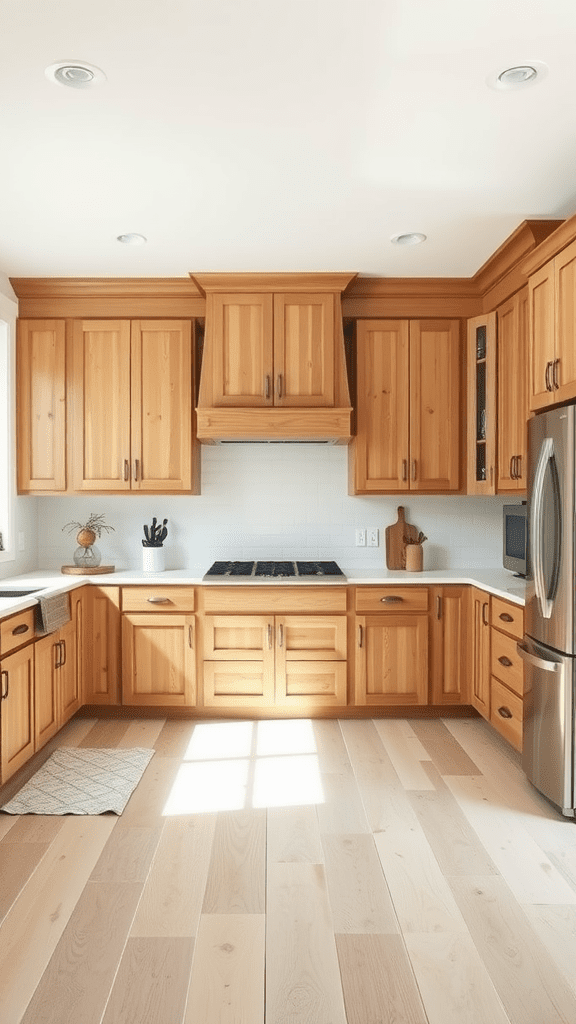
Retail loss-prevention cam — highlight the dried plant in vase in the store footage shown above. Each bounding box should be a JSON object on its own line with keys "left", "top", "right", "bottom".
{"left": 404, "top": 531, "right": 427, "bottom": 572}
{"left": 62, "top": 513, "right": 115, "bottom": 569}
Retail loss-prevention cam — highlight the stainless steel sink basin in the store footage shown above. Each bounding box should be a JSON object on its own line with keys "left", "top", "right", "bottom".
{"left": 0, "top": 588, "right": 44, "bottom": 598}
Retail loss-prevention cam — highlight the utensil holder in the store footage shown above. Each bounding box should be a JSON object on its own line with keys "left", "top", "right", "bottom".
{"left": 405, "top": 544, "right": 423, "bottom": 572}
{"left": 143, "top": 547, "right": 165, "bottom": 573}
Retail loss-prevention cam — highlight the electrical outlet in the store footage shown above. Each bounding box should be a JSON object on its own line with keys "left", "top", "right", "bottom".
{"left": 355, "top": 528, "right": 366, "bottom": 547}
{"left": 367, "top": 528, "right": 379, "bottom": 547}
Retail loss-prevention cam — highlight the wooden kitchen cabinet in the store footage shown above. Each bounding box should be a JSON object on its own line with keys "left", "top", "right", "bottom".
{"left": 0, "top": 643, "right": 35, "bottom": 783}
{"left": 122, "top": 612, "right": 196, "bottom": 707}
{"left": 201, "top": 291, "right": 335, "bottom": 408}
{"left": 351, "top": 319, "right": 461, "bottom": 493}
{"left": 497, "top": 288, "right": 529, "bottom": 490}
{"left": 529, "top": 237, "right": 576, "bottom": 411}
{"left": 203, "top": 613, "right": 347, "bottom": 708}
{"left": 470, "top": 588, "right": 491, "bottom": 718}
{"left": 466, "top": 313, "right": 497, "bottom": 493}
{"left": 35, "top": 588, "right": 85, "bottom": 746}
{"left": 429, "top": 586, "right": 469, "bottom": 705}
{"left": 17, "top": 319, "right": 67, "bottom": 493}
{"left": 70, "top": 318, "right": 196, "bottom": 492}
{"left": 84, "top": 587, "right": 121, "bottom": 704}
{"left": 355, "top": 587, "right": 429, "bottom": 705}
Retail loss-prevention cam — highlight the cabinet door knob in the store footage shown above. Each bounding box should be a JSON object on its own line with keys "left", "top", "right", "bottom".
{"left": 498, "top": 655, "right": 513, "bottom": 667}
{"left": 12, "top": 622, "right": 29, "bottom": 635}
{"left": 497, "top": 706, "right": 513, "bottom": 719}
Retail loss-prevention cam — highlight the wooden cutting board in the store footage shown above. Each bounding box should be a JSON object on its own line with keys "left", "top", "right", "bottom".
{"left": 385, "top": 506, "right": 419, "bottom": 569}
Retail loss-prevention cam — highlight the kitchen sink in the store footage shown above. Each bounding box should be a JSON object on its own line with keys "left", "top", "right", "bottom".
{"left": 0, "top": 588, "right": 44, "bottom": 598}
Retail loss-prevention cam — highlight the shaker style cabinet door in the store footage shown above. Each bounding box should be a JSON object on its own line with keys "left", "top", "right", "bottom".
{"left": 208, "top": 293, "right": 274, "bottom": 407}
{"left": 130, "top": 320, "right": 193, "bottom": 491}
{"left": 409, "top": 320, "right": 461, "bottom": 491}
{"left": 529, "top": 259, "right": 556, "bottom": 411}
{"left": 122, "top": 613, "right": 196, "bottom": 707}
{"left": 0, "top": 644, "right": 35, "bottom": 784}
{"left": 353, "top": 319, "right": 410, "bottom": 492}
{"left": 17, "top": 319, "right": 67, "bottom": 492}
{"left": 355, "top": 613, "right": 429, "bottom": 706}
{"left": 70, "top": 320, "right": 132, "bottom": 490}
{"left": 497, "top": 289, "right": 528, "bottom": 490}
{"left": 273, "top": 293, "right": 335, "bottom": 407}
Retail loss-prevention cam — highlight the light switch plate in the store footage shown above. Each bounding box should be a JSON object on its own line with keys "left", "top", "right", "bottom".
{"left": 368, "top": 528, "right": 379, "bottom": 547}
{"left": 355, "top": 529, "right": 366, "bottom": 546}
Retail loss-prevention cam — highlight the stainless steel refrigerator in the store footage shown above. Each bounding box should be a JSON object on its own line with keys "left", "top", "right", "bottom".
{"left": 520, "top": 402, "right": 576, "bottom": 816}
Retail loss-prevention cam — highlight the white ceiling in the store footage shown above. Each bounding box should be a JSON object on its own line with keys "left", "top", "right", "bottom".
{"left": 1, "top": 0, "right": 576, "bottom": 280}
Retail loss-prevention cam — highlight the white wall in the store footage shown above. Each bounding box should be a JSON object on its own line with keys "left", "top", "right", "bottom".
{"left": 0, "top": 281, "right": 39, "bottom": 580}
{"left": 36, "top": 445, "right": 511, "bottom": 573}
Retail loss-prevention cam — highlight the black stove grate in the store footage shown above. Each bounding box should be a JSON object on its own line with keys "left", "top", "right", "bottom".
{"left": 254, "top": 561, "right": 296, "bottom": 577}
{"left": 207, "top": 561, "right": 255, "bottom": 577}
{"left": 296, "top": 560, "right": 345, "bottom": 577}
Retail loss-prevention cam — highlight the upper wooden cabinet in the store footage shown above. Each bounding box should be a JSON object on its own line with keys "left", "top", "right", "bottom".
{"left": 70, "top": 319, "right": 197, "bottom": 492}
{"left": 17, "top": 319, "right": 67, "bottom": 492}
{"left": 206, "top": 292, "right": 335, "bottom": 408}
{"left": 466, "top": 313, "right": 496, "bottom": 494}
{"left": 350, "top": 319, "right": 461, "bottom": 493}
{"left": 528, "top": 236, "right": 576, "bottom": 411}
{"left": 497, "top": 288, "right": 528, "bottom": 491}
{"left": 193, "top": 273, "right": 355, "bottom": 442}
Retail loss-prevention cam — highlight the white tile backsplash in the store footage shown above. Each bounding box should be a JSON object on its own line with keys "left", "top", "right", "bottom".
{"left": 31, "top": 445, "right": 515, "bottom": 575}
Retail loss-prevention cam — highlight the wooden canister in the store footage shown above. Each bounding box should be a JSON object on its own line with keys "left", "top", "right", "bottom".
{"left": 405, "top": 544, "right": 423, "bottom": 572}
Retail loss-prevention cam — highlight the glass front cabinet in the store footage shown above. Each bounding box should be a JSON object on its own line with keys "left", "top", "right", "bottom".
{"left": 467, "top": 313, "right": 497, "bottom": 494}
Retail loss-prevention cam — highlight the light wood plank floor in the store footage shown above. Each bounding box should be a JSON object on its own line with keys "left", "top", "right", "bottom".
{"left": 1, "top": 714, "right": 576, "bottom": 1024}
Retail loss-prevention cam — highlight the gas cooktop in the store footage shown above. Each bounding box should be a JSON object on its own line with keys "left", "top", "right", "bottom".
{"left": 203, "top": 560, "right": 346, "bottom": 581}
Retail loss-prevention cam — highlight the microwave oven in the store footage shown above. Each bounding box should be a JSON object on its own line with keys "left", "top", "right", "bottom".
{"left": 503, "top": 502, "right": 527, "bottom": 576}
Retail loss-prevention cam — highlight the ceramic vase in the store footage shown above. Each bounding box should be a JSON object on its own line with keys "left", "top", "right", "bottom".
{"left": 143, "top": 546, "right": 165, "bottom": 573}
{"left": 405, "top": 544, "right": 423, "bottom": 572}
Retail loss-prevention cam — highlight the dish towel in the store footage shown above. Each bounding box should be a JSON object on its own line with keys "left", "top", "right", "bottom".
{"left": 35, "top": 592, "right": 71, "bottom": 635}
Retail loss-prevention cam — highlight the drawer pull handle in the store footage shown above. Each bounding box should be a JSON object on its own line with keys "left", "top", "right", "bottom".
{"left": 1, "top": 670, "right": 9, "bottom": 700}
{"left": 12, "top": 623, "right": 29, "bottom": 635}
{"left": 497, "top": 706, "right": 513, "bottom": 719}
{"left": 278, "top": 624, "right": 284, "bottom": 648}
{"left": 358, "top": 624, "right": 363, "bottom": 648}
{"left": 147, "top": 597, "right": 170, "bottom": 604}
{"left": 188, "top": 625, "right": 193, "bottom": 649}
{"left": 124, "top": 459, "right": 130, "bottom": 481}
{"left": 402, "top": 459, "right": 408, "bottom": 481}
{"left": 277, "top": 374, "right": 283, "bottom": 399}
{"left": 499, "top": 613, "right": 513, "bottom": 622}
{"left": 498, "top": 656, "right": 513, "bottom": 667}
{"left": 381, "top": 596, "right": 403, "bottom": 603}
{"left": 553, "top": 358, "right": 560, "bottom": 390}
{"left": 133, "top": 459, "right": 140, "bottom": 482}
{"left": 264, "top": 374, "right": 271, "bottom": 399}
{"left": 482, "top": 602, "right": 489, "bottom": 626}
{"left": 436, "top": 595, "right": 442, "bottom": 620}
{"left": 411, "top": 459, "right": 417, "bottom": 481}
{"left": 267, "top": 623, "right": 273, "bottom": 649}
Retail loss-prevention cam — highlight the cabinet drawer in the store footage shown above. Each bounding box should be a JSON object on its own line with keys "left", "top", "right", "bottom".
{"left": 355, "top": 587, "right": 428, "bottom": 613}
{"left": 491, "top": 596, "right": 523, "bottom": 640}
{"left": 121, "top": 587, "right": 195, "bottom": 612}
{"left": 0, "top": 608, "right": 35, "bottom": 655}
{"left": 490, "top": 677, "right": 522, "bottom": 752}
{"left": 491, "top": 628, "right": 523, "bottom": 697}
{"left": 202, "top": 587, "right": 347, "bottom": 614}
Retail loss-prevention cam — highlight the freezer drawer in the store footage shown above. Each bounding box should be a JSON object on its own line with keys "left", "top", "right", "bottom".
{"left": 519, "top": 636, "right": 575, "bottom": 816}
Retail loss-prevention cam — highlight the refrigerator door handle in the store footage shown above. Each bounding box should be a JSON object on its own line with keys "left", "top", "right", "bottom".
{"left": 531, "top": 436, "right": 555, "bottom": 619}
{"left": 517, "top": 641, "right": 561, "bottom": 674}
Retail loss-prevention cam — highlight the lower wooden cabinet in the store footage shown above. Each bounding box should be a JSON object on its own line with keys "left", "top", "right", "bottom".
{"left": 122, "top": 612, "right": 196, "bottom": 706}
{"left": 429, "top": 586, "right": 469, "bottom": 705}
{"left": 489, "top": 595, "right": 524, "bottom": 751}
{"left": 355, "top": 611, "right": 429, "bottom": 706}
{"left": 34, "top": 600, "right": 83, "bottom": 749}
{"left": 0, "top": 643, "right": 35, "bottom": 783}
{"left": 85, "top": 587, "right": 121, "bottom": 704}
{"left": 470, "top": 588, "right": 491, "bottom": 717}
{"left": 203, "top": 613, "right": 347, "bottom": 708}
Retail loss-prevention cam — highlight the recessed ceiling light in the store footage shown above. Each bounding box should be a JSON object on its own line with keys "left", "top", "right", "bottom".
{"left": 117, "top": 233, "right": 147, "bottom": 245}
{"left": 45, "top": 60, "right": 106, "bottom": 89}
{"left": 391, "top": 233, "right": 427, "bottom": 246}
{"left": 487, "top": 60, "right": 548, "bottom": 91}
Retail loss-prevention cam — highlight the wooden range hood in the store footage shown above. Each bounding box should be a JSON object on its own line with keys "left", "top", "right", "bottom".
{"left": 191, "top": 272, "right": 356, "bottom": 443}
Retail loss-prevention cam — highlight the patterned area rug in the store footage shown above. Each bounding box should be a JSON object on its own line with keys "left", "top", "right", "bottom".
{"left": 0, "top": 747, "right": 155, "bottom": 815}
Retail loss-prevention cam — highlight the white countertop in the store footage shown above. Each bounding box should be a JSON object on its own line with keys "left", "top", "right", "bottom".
{"left": 0, "top": 566, "right": 526, "bottom": 620}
